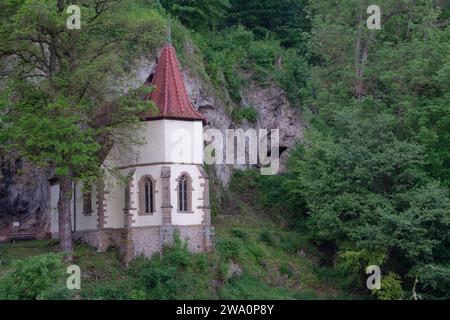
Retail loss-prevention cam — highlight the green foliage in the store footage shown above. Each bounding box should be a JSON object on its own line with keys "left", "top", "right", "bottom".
{"left": 231, "top": 106, "right": 259, "bottom": 123}
{"left": 407, "top": 104, "right": 450, "bottom": 187}
{"left": 230, "top": 169, "right": 294, "bottom": 213}
{"left": 258, "top": 230, "right": 305, "bottom": 254}
{"left": 230, "top": 228, "right": 249, "bottom": 240}
{"left": 1, "top": 93, "right": 101, "bottom": 179}
{"left": 409, "top": 264, "right": 450, "bottom": 300}
{"left": 0, "top": 220, "right": 349, "bottom": 300}
{"left": 338, "top": 250, "right": 387, "bottom": 274}
{"left": 228, "top": 0, "right": 311, "bottom": 50}
{"left": 1, "top": 0, "right": 448, "bottom": 301}
{"left": 279, "top": 263, "right": 294, "bottom": 278}
{"left": 126, "top": 232, "right": 213, "bottom": 299}
{"left": 194, "top": 25, "right": 301, "bottom": 105}
{"left": 285, "top": 110, "right": 449, "bottom": 297}
{"left": 0, "top": 0, "right": 165, "bottom": 182}
{"left": 84, "top": 279, "right": 134, "bottom": 300}
{"left": 373, "top": 272, "right": 405, "bottom": 300}
{"left": 274, "top": 48, "right": 309, "bottom": 106}
{"left": 219, "top": 274, "right": 298, "bottom": 299}
{"left": 0, "top": 0, "right": 166, "bottom": 256}
{"left": 279, "top": 0, "right": 450, "bottom": 300}
{"left": 0, "top": 253, "right": 69, "bottom": 300}
{"left": 216, "top": 238, "right": 241, "bottom": 261}
{"left": 259, "top": 230, "right": 274, "bottom": 246}
{"left": 160, "top": 0, "right": 230, "bottom": 30}
{"left": 162, "top": 231, "right": 191, "bottom": 268}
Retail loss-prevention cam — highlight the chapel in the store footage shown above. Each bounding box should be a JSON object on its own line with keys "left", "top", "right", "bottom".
{"left": 49, "top": 43, "right": 214, "bottom": 262}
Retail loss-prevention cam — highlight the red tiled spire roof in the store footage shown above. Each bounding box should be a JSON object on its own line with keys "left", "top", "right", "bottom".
{"left": 143, "top": 44, "right": 206, "bottom": 123}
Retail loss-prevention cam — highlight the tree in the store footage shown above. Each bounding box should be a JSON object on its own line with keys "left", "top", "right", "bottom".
{"left": 283, "top": 0, "right": 450, "bottom": 298}
{"left": 285, "top": 110, "right": 450, "bottom": 297}
{"left": 159, "top": 0, "right": 231, "bottom": 30}
{"left": 228, "top": 0, "right": 310, "bottom": 49}
{"left": 0, "top": 0, "right": 165, "bottom": 260}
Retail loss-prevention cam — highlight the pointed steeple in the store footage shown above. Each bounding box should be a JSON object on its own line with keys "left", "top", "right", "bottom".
{"left": 143, "top": 44, "right": 206, "bottom": 123}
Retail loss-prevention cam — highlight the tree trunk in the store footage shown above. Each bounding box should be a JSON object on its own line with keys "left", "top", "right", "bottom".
{"left": 57, "top": 174, "right": 74, "bottom": 262}
{"left": 354, "top": 13, "right": 365, "bottom": 101}
{"left": 354, "top": 12, "right": 376, "bottom": 101}
{"left": 57, "top": 0, "right": 65, "bottom": 12}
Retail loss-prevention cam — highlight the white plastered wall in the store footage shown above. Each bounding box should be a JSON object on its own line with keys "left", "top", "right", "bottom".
{"left": 74, "top": 183, "right": 98, "bottom": 231}
{"left": 111, "top": 119, "right": 204, "bottom": 167}
{"left": 161, "top": 120, "right": 204, "bottom": 164}
{"left": 50, "top": 182, "right": 99, "bottom": 234}
{"left": 103, "top": 172, "right": 126, "bottom": 229}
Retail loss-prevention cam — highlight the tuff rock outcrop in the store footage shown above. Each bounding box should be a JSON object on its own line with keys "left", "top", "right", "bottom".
{"left": 0, "top": 160, "right": 50, "bottom": 239}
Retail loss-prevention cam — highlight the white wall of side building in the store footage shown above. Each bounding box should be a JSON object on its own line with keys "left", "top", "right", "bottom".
{"left": 103, "top": 173, "right": 126, "bottom": 229}
{"left": 50, "top": 182, "right": 99, "bottom": 234}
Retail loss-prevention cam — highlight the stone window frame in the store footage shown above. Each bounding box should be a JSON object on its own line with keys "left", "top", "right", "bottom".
{"left": 175, "top": 172, "right": 194, "bottom": 213}
{"left": 138, "top": 175, "right": 157, "bottom": 216}
{"left": 82, "top": 191, "right": 93, "bottom": 216}
{"left": 124, "top": 183, "right": 131, "bottom": 210}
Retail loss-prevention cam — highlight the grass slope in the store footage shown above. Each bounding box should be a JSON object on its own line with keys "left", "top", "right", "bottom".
{"left": 0, "top": 226, "right": 348, "bottom": 300}
{"left": 0, "top": 225, "right": 353, "bottom": 300}
{"left": 0, "top": 172, "right": 356, "bottom": 300}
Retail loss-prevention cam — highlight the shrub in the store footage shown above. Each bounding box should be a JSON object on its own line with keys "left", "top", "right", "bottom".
{"left": 247, "top": 243, "right": 265, "bottom": 260}
{"left": 231, "top": 106, "right": 259, "bottom": 123}
{"left": 259, "top": 230, "right": 274, "bottom": 246}
{"left": 192, "top": 253, "right": 210, "bottom": 273}
{"left": 127, "top": 232, "right": 211, "bottom": 299}
{"left": 276, "top": 233, "right": 300, "bottom": 254}
{"left": 162, "top": 233, "right": 191, "bottom": 269}
{"left": 230, "top": 228, "right": 248, "bottom": 240}
{"left": 0, "top": 253, "right": 67, "bottom": 300}
{"left": 37, "top": 284, "right": 75, "bottom": 300}
{"left": 85, "top": 280, "right": 133, "bottom": 300}
{"left": 279, "top": 263, "right": 294, "bottom": 278}
{"left": 373, "top": 272, "right": 405, "bottom": 300}
{"left": 410, "top": 264, "right": 450, "bottom": 300}
{"left": 127, "top": 289, "right": 148, "bottom": 300}
{"left": 216, "top": 238, "right": 241, "bottom": 261}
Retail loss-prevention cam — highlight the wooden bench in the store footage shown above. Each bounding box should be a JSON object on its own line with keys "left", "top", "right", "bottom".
{"left": 9, "top": 233, "right": 38, "bottom": 243}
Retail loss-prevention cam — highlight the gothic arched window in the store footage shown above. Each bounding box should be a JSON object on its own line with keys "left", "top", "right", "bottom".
{"left": 82, "top": 192, "right": 93, "bottom": 216}
{"left": 177, "top": 173, "right": 193, "bottom": 212}
{"left": 138, "top": 176, "right": 156, "bottom": 215}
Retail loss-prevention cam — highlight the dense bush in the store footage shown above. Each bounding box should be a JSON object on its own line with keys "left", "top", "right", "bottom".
{"left": 267, "top": 1, "right": 450, "bottom": 300}
{"left": 284, "top": 110, "right": 450, "bottom": 298}
{"left": 194, "top": 25, "right": 301, "bottom": 105}
{"left": 0, "top": 253, "right": 69, "bottom": 300}
{"left": 127, "top": 233, "right": 213, "bottom": 299}
{"left": 216, "top": 238, "right": 242, "bottom": 261}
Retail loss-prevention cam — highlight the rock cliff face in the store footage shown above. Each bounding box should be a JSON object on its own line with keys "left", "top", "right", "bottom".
{"left": 184, "top": 69, "right": 304, "bottom": 182}
{"left": 0, "top": 160, "right": 50, "bottom": 239}
{"left": 0, "top": 45, "right": 305, "bottom": 235}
